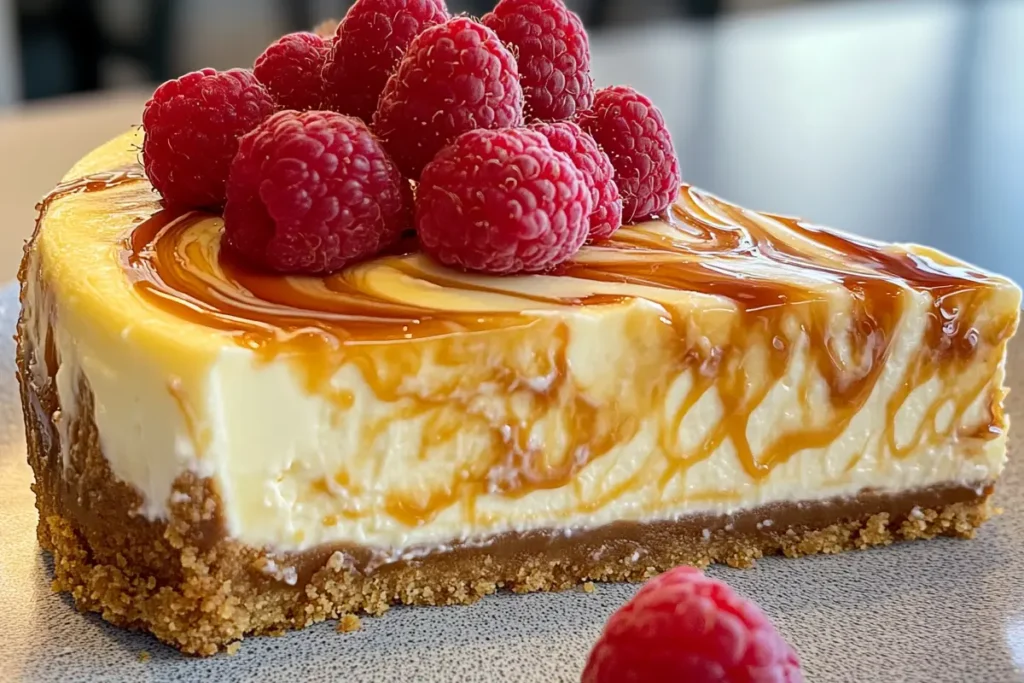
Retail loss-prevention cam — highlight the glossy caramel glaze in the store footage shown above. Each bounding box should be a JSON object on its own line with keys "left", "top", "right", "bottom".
{"left": 33, "top": 167, "right": 1020, "bottom": 527}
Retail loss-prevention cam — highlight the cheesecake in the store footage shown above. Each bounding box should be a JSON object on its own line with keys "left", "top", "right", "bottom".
{"left": 18, "top": 130, "right": 1020, "bottom": 654}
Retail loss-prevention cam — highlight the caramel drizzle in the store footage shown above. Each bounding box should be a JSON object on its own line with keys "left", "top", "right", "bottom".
{"left": 46, "top": 170, "right": 1016, "bottom": 527}
{"left": 35, "top": 168, "right": 147, "bottom": 216}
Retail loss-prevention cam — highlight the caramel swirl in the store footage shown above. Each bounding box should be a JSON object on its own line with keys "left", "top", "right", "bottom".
{"left": 44, "top": 169, "right": 1017, "bottom": 526}
{"left": 124, "top": 211, "right": 536, "bottom": 345}
{"left": 118, "top": 183, "right": 1007, "bottom": 387}
{"left": 37, "top": 167, "right": 146, "bottom": 214}
{"left": 120, "top": 186, "right": 987, "bottom": 342}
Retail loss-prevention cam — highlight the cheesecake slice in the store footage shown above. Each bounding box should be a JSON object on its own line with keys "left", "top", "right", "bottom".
{"left": 19, "top": 130, "right": 1020, "bottom": 654}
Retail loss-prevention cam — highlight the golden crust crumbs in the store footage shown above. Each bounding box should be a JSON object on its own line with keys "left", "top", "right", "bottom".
{"left": 337, "top": 614, "right": 362, "bottom": 633}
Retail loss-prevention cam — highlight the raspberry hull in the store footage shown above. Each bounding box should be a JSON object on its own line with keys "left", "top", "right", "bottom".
{"left": 416, "top": 128, "right": 591, "bottom": 274}
{"left": 224, "top": 110, "right": 409, "bottom": 274}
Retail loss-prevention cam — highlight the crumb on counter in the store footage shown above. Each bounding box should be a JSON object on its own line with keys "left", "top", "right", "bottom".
{"left": 137, "top": 651, "right": 150, "bottom": 663}
{"left": 337, "top": 614, "right": 362, "bottom": 633}
{"left": 226, "top": 642, "right": 241, "bottom": 656}
{"left": 583, "top": 582, "right": 596, "bottom": 594}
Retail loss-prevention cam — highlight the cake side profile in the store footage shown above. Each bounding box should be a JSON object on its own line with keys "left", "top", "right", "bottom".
{"left": 18, "top": 130, "right": 1020, "bottom": 654}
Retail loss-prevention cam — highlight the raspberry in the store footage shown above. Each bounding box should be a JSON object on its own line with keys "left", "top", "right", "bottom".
{"left": 373, "top": 17, "right": 525, "bottom": 179}
{"left": 416, "top": 128, "right": 591, "bottom": 274}
{"left": 223, "top": 110, "right": 409, "bottom": 274}
{"left": 482, "top": 0, "right": 594, "bottom": 122}
{"left": 322, "top": 0, "right": 448, "bottom": 123}
{"left": 530, "top": 121, "right": 622, "bottom": 241}
{"left": 253, "top": 32, "right": 329, "bottom": 112}
{"left": 582, "top": 567, "right": 804, "bottom": 683}
{"left": 142, "top": 69, "right": 278, "bottom": 208}
{"left": 578, "top": 85, "right": 681, "bottom": 223}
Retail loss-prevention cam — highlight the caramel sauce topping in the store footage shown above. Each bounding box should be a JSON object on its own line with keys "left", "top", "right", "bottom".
{"left": 38, "top": 169, "right": 1018, "bottom": 528}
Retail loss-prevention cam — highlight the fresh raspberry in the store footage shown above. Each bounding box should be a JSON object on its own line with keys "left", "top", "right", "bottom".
{"left": 482, "top": 0, "right": 594, "bottom": 122}
{"left": 582, "top": 567, "right": 804, "bottom": 683}
{"left": 416, "top": 128, "right": 591, "bottom": 274}
{"left": 373, "top": 17, "right": 524, "bottom": 179}
{"left": 322, "top": 0, "right": 449, "bottom": 123}
{"left": 253, "top": 32, "right": 329, "bottom": 112}
{"left": 530, "top": 121, "right": 621, "bottom": 241}
{"left": 578, "top": 85, "right": 681, "bottom": 223}
{"left": 142, "top": 69, "right": 278, "bottom": 209}
{"left": 223, "top": 110, "right": 409, "bottom": 274}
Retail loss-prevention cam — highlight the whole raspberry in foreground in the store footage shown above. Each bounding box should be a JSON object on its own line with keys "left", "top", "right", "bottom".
{"left": 530, "top": 121, "right": 622, "bottom": 241}
{"left": 224, "top": 111, "right": 409, "bottom": 274}
{"left": 582, "top": 567, "right": 804, "bottom": 683}
{"left": 578, "top": 85, "right": 681, "bottom": 223}
{"left": 482, "top": 0, "right": 594, "bottom": 122}
{"left": 142, "top": 68, "right": 278, "bottom": 208}
{"left": 253, "top": 32, "right": 329, "bottom": 111}
{"left": 374, "top": 17, "right": 524, "bottom": 179}
{"left": 416, "top": 128, "right": 591, "bottom": 274}
{"left": 322, "top": 0, "right": 448, "bottom": 122}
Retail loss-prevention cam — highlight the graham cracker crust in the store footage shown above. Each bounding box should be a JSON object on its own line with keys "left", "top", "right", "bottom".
{"left": 16, "top": 310, "right": 994, "bottom": 655}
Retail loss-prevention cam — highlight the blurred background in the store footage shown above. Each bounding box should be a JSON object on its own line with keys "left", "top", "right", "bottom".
{"left": 0, "top": 0, "right": 1021, "bottom": 282}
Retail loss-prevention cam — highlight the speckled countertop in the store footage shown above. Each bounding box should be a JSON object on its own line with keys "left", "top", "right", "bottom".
{"left": 2, "top": 283, "right": 1023, "bottom": 683}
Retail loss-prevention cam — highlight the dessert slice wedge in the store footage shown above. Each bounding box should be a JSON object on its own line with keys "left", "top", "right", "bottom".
{"left": 18, "top": 130, "right": 1019, "bottom": 654}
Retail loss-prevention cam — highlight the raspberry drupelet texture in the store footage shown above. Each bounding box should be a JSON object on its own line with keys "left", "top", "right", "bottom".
{"left": 530, "top": 120, "right": 622, "bottom": 240}
{"left": 582, "top": 567, "right": 804, "bottom": 683}
{"left": 416, "top": 128, "right": 591, "bottom": 274}
{"left": 482, "top": 0, "right": 594, "bottom": 122}
{"left": 253, "top": 32, "right": 330, "bottom": 111}
{"left": 373, "top": 17, "right": 525, "bottom": 179}
{"left": 578, "top": 85, "right": 681, "bottom": 223}
{"left": 322, "top": 0, "right": 448, "bottom": 123}
{"left": 224, "top": 110, "right": 409, "bottom": 274}
{"left": 142, "top": 68, "right": 278, "bottom": 208}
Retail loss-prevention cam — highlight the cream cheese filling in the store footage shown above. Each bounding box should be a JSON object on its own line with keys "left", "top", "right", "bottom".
{"left": 26, "top": 262, "right": 1009, "bottom": 553}
{"left": 23, "top": 131, "right": 1019, "bottom": 555}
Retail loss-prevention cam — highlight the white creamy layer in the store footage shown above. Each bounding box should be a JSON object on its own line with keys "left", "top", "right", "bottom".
{"left": 24, "top": 250, "right": 1009, "bottom": 553}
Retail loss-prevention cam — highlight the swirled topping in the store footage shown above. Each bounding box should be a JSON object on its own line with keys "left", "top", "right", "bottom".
{"left": 119, "top": 181, "right": 1001, "bottom": 349}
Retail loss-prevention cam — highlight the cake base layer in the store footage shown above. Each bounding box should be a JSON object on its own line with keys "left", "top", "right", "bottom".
{"left": 21, "top": 341, "right": 994, "bottom": 656}
{"left": 35, "top": 477, "right": 991, "bottom": 656}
